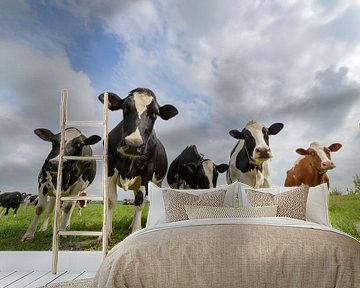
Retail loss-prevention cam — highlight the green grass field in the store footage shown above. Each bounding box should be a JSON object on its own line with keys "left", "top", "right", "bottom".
{"left": 0, "top": 203, "right": 148, "bottom": 251}
{"left": 0, "top": 193, "right": 359, "bottom": 251}
{"left": 329, "top": 193, "right": 360, "bottom": 240}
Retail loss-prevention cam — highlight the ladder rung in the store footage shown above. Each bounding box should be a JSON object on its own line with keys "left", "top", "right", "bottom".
{"left": 61, "top": 195, "right": 104, "bottom": 201}
{"left": 63, "top": 155, "right": 104, "bottom": 161}
{"left": 66, "top": 121, "right": 104, "bottom": 126}
{"left": 59, "top": 231, "right": 103, "bottom": 237}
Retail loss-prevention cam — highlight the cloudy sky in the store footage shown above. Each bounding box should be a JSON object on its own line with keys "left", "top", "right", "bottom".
{"left": 1, "top": 0, "right": 359, "bottom": 198}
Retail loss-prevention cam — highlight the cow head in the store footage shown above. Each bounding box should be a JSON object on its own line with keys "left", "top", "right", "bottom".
{"left": 229, "top": 121, "right": 284, "bottom": 165}
{"left": 77, "top": 191, "right": 89, "bottom": 208}
{"left": 178, "top": 145, "right": 229, "bottom": 189}
{"left": 295, "top": 142, "right": 342, "bottom": 173}
{"left": 34, "top": 127, "right": 101, "bottom": 174}
{"left": 99, "top": 88, "right": 178, "bottom": 157}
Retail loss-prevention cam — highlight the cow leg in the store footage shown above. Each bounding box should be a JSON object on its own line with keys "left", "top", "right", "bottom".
{"left": 59, "top": 201, "right": 76, "bottom": 231}
{"left": 130, "top": 185, "right": 146, "bottom": 233}
{"left": 107, "top": 175, "right": 118, "bottom": 239}
{"left": 39, "top": 196, "right": 54, "bottom": 231}
{"left": 13, "top": 205, "right": 20, "bottom": 217}
{"left": 21, "top": 193, "right": 47, "bottom": 242}
{"left": 5, "top": 207, "right": 10, "bottom": 216}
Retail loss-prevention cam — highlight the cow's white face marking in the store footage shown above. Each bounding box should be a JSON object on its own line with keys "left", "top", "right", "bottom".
{"left": 64, "top": 128, "right": 82, "bottom": 141}
{"left": 133, "top": 91, "right": 153, "bottom": 118}
{"left": 124, "top": 127, "right": 143, "bottom": 146}
{"left": 246, "top": 122, "right": 270, "bottom": 159}
{"left": 310, "top": 142, "right": 330, "bottom": 163}
{"left": 202, "top": 160, "right": 215, "bottom": 188}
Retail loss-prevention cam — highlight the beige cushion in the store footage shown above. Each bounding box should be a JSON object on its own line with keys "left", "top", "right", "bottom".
{"left": 184, "top": 205, "right": 278, "bottom": 219}
{"left": 245, "top": 185, "right": 309, "bottom": 220}
{"left": 146, "top": 182, "right": 238, "bottom": 228}
{"left": 162, "top": 189, "right": 226, "bottom": 223}
{"left": 239, "top": 183, "right": 331, "bottom": 226}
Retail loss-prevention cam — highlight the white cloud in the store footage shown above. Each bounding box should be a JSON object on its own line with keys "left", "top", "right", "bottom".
{"left": 1, "top": 0, "right": 360, "bottom": 195}
{"left": 0, "top": 37, "right": 100, "bottom": 192}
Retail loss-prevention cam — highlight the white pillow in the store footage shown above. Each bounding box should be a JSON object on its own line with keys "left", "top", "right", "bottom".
{"left": 239, "top": 183, "right": 331, "bottom": 227}
{"left": 146, "top": 181, "right": 238, "bottom": 228}
{"left": 184, "top": 205, "right": 278, "bottom": 219}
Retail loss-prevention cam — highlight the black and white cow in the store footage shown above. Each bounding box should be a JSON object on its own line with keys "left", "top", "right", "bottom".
{"left": 167, "top": 145, "right": 228, "bottom": 189}
{"left": 21, "top": 127, "right": 101, "bottom": 241}
{"left": 98, "top": 88, "right": 178, "bottom": 233}
{"left": 24, "top": 194, "right": 39, "bottom": 210}
{"left": 0, "top": 192, "right": 25, "bottom": 217}
{"left": 227, "top": 120, "right": 284, "bottom": 188}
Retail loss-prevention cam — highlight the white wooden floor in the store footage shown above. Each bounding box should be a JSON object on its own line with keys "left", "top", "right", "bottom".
{"left": 0, "top": 251, "right": 102, "bottom": 287}
{"left": 0, "top": 270, "right": 95, "bottom": 288}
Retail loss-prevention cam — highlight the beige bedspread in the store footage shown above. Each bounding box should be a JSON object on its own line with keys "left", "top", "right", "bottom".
{"left": 92, "top": 218, "right": 360, "bottom": 288}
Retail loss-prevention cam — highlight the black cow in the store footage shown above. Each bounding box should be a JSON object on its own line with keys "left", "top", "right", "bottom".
{"left": 167, "top": 145, "right": 228, "bottom": 189}
{"left": 22, "top": 127, "right": 101, "bottom": 241}
{"left": 98, "top": 88, "right": 178, "bottom": 233}
{"left": 0, "top": 192, "right": 25, "bottom": 217}
{"left": 227, "top": 120, "right": 284, "bottom": 188}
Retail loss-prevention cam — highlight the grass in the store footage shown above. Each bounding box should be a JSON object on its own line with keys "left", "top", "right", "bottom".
{"left": 0, "top": 203, "right": 148, "bottom": 251}
{"left": 0, "top": 193, "right": 359, "bottom": 251}
{"left": 329, "top": 193, "right": 360, "bottom": 240}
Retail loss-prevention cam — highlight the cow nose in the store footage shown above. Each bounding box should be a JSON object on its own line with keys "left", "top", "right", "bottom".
{"left": 256, "top": 147, "right": 271, "bottom": 158}
{"left": 137, "top": 143, "right": 145, "bottom": 153}
{"left": 321, "top": 161, "right": 335, "bottom": 170}
{"left": 121, "top": 139, "right": 145, "bottom": 155}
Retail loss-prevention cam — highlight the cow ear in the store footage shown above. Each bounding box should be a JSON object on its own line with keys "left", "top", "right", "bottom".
{"left": 229, "top": 129, "right": 244, "bottom": 139}
{"left": 83, "top": 135, "right": 102, "bottom": 146}
{"left": 268, "top": 123, "right": 284, "bottom": 135}
{"left": 296, "top": 148, "right": 309, "bottom": 155}
{"left": 34, "top": 128, "right": 55, "bottom": 142}
{"left": 159, "top": 104, "right": 178, "bottom": 120}
{"left": 328, "top": 143, "right": 342, "bottom": 152}
{"left": 98, "top": 92, "right": 124, "bottom": 111}
{"left": 216, "top": 164, "right": 229, "bottom": 173}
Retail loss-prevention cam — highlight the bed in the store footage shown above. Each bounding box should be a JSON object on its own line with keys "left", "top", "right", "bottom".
{"left": 92, "top": 182, "right": 360, "bottom": 288}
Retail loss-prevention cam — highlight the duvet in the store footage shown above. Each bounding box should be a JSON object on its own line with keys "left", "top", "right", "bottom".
{"left": 92, "top": 217, "right": 360, "bottom": 288}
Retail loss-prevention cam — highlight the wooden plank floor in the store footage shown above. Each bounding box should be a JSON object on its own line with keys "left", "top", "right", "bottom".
{"left": 0, "top": 270, "right": 96, "bottom": 288}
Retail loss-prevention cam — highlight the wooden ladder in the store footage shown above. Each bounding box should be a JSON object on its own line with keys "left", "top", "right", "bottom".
{"left": 51, "top": 89, "right": 109, "bottom": 274}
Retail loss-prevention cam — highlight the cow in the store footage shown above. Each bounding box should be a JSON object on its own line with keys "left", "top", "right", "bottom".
{"left": 21, "top": 127, "right": 101, "bottom": 242}
{"left": 0, "top": 192, "right": 25, "bottom": 217}
{"left": 98, "top": 88, "right": 178, "bottom": 234}
{"left": 24, "top": 194, "right": 39, "bottom": 211}
{"left": 227, "top": 120, "right": 284, "bottom": 188}
{"left": 167, "top": 145, "right": 228, "bottom": 189}
{"left": 75, "top": 191, "right": 89, "bottom": 216}
{"left": 284, "top": 142, "right": 342, "bottom": 188}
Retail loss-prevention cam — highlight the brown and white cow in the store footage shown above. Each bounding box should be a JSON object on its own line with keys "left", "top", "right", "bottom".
{"left": 227, "top": 120, "right": 284, "bottom": 188}
{"left": 284, "top": 142, "right": 342, "bottom": 188}
{"left": 75, "top": 191, "right": 89, "bottom": 216}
